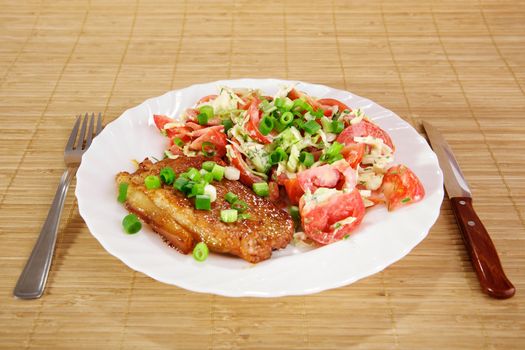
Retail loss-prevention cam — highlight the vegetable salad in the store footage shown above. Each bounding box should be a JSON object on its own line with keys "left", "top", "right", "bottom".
{"left": 152, "top": 85, "right": 425, "bottom": 245}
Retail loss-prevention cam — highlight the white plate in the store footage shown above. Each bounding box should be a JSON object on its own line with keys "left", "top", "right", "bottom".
{"left": 76, "top": 78, "right": 443, "bottom": 297}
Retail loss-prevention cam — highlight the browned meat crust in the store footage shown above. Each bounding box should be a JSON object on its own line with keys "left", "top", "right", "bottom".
{"left": 116, "top": 156, "right": 294, "bottom": 263}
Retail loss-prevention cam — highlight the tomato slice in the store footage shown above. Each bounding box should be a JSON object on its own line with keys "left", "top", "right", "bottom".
{"left": 381, "top": 165, "right": 425, "bottom": 211}
{"left": 190, "top": 125, "right": 224, "bottom": 138}
{"left": 287, "top": 88, "right": 323, "bottom": 112}
{"left": 317, "top": 98, "right": 352, "bottom": 114}
{"left": 299, "top": 188, "right": 365, "bottom": 244}
{"left": 189, "top": 127, "right": 227, "bottom": 157}
{"left": 228, "top": 146, "right": 265, "bottom": 187}
{"left": 153, "top": 114, "right": 174, "bottom": 131}
{"left": 197, "top": 94, "right": 218, "bottom": 104}
{"left": 185, "top": 121, "right": 204, "bottom": 131}
{"left": 336, "top": 120, "right": 395, "bottom": 151}
{"left": 283, "top": 178, "right": 304, "bottom": 205}
{"left": 287, "top": 88, "right": 302, "bottom": 101}
{"left": 340, "top": 143, "right": 365, "bottom": 168}
{"left": 245, "top": 99, "right": 271, "bottom": 144}
{"left": 297, "top": 164, "right": 340, "bottom": 193}
{"left": 296, "top": 160, "right": 357, "bottom": 194}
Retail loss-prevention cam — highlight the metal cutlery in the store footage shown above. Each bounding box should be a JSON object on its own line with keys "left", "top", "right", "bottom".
{"left": 13, "top": 113, "right": 103, "bottom": 299}
{"left": 422, "top": 121, "right": 515, "bottom": 299}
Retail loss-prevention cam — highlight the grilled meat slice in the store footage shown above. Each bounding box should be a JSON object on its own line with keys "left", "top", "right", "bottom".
{"left": 116, "top": 156, "right": 294, "bottom": 263}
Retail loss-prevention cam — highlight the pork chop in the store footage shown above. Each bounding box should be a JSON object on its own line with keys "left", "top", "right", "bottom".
{"left": 116, "top": 156, "right": 294, "bottom": 263}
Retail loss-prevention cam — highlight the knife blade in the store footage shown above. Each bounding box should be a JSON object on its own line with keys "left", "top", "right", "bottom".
{"left": 422, "top": 121, "right": 515, "bottom": 299}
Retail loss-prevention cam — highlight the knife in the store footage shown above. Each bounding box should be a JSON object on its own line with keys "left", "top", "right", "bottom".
{"left": 422, "top": 121, "right": 515, "bottom": 299}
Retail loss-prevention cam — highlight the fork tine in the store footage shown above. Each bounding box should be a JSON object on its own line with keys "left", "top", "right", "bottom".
{"left": 65, "top": 115, "right": 81, "bottom": 151}
{"left": 85, "top": 113, "right": 95, "bottom": 148}
{"left": 95, "top": 112, "right": 103, "bottom": 135}
{"left": 75, "top": 113, "right": 89, "bottom": 150}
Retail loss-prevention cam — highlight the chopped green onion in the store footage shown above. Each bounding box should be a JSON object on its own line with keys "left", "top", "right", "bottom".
{"left": 270, "top": 147, "right": 288, "bottom": 164}
{"left": 260, "top": 100, "right": 276, "bottom": 113}
{"left": 181, "top": 181, "right": 195, "bottom": 195}
{"left": 186, "top": 167, "right": 201, "bottom": 182}
{"left": 280, "top": 111, "right": 294, "bottom": 125}
{"left": 202, "top": 171, "right": 214, "bottom": 183}
{"left": 326, "top": 153, "right": 344, "bottom": 164}
{"left": 283, "top": 98, "right": 294, "bottom": 111}
{"left": 289, "top": 206, "right": 300, "bottom": 221}
{"left": 189, "top": 182, "right": 205, "bottom": 197}
{"left": 325, "top": 141, "right": 344, "bottom": 158}
{"left": 144, "top": 175, "right": 161, "bottom": 190}
{"left": 292, "top": 98, "right": 312, "bottom": 112}
{"left": 202, "top": 161, "right": 216, "bottom": 172}
{"left": 220, "top": 209, "right": 238, "bottom": 223}
{"left": 195, "top": 194, "right": 211, "bottom": 210}
{"left": 321, "top": 118, "right": 333, "bottom": 132}
{"left": 201, "top": 141, "right": 216, "bottom": 157}
{"left": 199, "top": 105, "right": 214, "bottom": 119}
{"left": 332, "top": 120, "right": 344, "bottom": 134}
{"left": 172, "top": 137, "right": 185, "bottom": 147}
{"left": 273, "top": 118, "right": 287, "bottom": 132}
{"left": 302, "top": 120, "right": 321, "bottom": 134}
{"left": 258, "top": 115, "right": 274, "bottom": 136}
{"left": 159, "top": 167, "right": 175, "bottom": 185}
{"left": 343, "top": 234, "right": 350, "bottom": 240}
{"left": 293, "top": 119, "right": 304, "bottom": 129}
{"left": 311, "top": 109, "right": 324, "bottom": 118}
{"left": 117, "top": 183, "right": 128, "bottom": 203}
{"left": 225, "top": 192, "right": 238, "bottom": 204}
{"left": 402, "top": 197, "right": 411, "bottom": 203}
{"left": 253, "top": 182, "right": 269, "bottom": 197}
{"left": 274, "top": 97, "right": 285, "bottom": 108}
{"left": 299, "top": 151, "right": 314, "bottom": 167}
{"left": 173, "top": 176, "right": 189, "bottom": 191}
{"left": 211, "top": 164, "right": 225, "bottom": 181}
{"left": 259, "top": 99, "right": 270, "bottom": 110}
{"left": 222, "top": 119, "right": 234, "bottom": 133}
{"left": 122, "top": 214, "right": 142, "bottom": 234}
{"left": 192, "top": 242, "right": 209, "bottom": 262}
{"left": 232, "top": 200, "right": 249, "bottom": 213}
{"left": 197, "top": 113, "right": 208, "bottom": 125}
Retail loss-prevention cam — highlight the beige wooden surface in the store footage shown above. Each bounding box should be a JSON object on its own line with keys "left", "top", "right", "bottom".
{"left": 1, "top": 0, "right": 524, "bottom": 349}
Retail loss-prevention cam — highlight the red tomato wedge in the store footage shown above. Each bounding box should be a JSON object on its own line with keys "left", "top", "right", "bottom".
{"left": 299, "top": 188, "right": 365, "bottom": 244}
{"left": 228, "top": 146, "right": 265, "bottom": 187}
{"left": 340, "top": 143, "right": 365, "bottom": 169}
{"left": 297, "top": 160, "right": 357, "bottom": 194}
{"left": 190, "top": 125, "right": 224, "bottom": 138}
{"left": 287, "top": 88, "right": 323, "bottom": 112}
{"left": 197, "top": 94, "right": 218, "bottom": 104}
{"left": 297, "top": 164, "right": 341, "bottom": 193}
{"left": 283, "top": 178, "right": 304, "bottom": 206}
{"left": 153, "top": 114, "right": 173, "bottom": 130}
{"left": 245, "top": 99, "right": 271, "bottom": 144}
{"left": 185, "top": 122, "right": 204, "bottom": 131}
{"left": 381, "top": 165, "right": 425, "bottom": 211}
{"left": 337, "top": 120, "right": 395, "bottom": 151}
{"left": 189, "top": 127, "right": 227, "bottom": 157}
{"left": 317, "top": 98, "right": 352, "bottom": 114}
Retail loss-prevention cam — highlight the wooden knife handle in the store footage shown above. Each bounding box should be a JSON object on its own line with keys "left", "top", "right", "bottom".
{"left": 450, "top": 197, "right": 515, "bottom": 299}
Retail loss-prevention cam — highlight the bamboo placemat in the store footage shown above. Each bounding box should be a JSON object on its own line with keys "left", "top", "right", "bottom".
{"left": 1, "top": 0, "right": 524, "bottom": 348}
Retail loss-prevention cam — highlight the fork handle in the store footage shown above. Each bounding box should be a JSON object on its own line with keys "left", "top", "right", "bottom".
{"left": 13, "top": 167, "right": 76, "bottom": 299}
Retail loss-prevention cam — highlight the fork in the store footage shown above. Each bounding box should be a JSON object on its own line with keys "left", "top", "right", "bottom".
{"left": 13, "top": 113, "right": 103, "bottom": 299}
